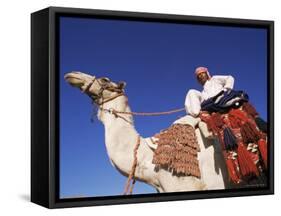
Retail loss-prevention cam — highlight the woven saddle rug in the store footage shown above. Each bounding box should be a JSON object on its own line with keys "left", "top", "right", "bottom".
{"left": 152, "top": 124, "right": 201, "bottom": 178}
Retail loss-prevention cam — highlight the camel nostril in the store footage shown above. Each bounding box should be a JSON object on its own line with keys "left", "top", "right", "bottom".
{"left": 64, "top": 71, "right": 81, "bottom": 80}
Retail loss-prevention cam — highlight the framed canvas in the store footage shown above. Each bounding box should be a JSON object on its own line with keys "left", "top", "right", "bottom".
{"left": 31, "top": 6, "right": 274, "bottom": 208}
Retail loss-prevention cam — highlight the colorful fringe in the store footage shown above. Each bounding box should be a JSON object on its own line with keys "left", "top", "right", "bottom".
{"left": 200, "top": 102, "right": 268, "bottom": 185}
{"left": 152, "top": 124, "right": 201, "bottom": 178}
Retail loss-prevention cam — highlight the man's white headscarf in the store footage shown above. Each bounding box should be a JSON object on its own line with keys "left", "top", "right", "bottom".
{"left": 195, "top": 67, "right": 211, "bottom": 79}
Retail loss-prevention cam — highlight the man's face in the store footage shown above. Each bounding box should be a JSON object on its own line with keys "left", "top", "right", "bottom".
{"left": 197, "top": 72, "right": 209, "bottom": 86}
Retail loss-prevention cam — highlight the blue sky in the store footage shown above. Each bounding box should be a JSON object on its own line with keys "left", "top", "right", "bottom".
{"left": 59, "top": 16, "right": 267, "bottom": 198}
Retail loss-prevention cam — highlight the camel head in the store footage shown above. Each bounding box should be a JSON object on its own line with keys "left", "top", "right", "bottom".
{"left": 64, "top": 71, "right": 126, "bottom": 104}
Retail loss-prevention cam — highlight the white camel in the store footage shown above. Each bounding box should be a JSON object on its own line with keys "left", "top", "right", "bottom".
{"left": 64, "top": 71, "right": 230, "bottom": 193}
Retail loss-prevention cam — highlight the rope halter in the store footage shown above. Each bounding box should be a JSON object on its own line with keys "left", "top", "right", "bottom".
{"left": 82, "top": 76, "right": 125, "bottom": 106}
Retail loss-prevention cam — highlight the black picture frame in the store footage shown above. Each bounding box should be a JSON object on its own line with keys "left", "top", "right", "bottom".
{"left": 31, "top": 6, "right": 274, "bottom": 209}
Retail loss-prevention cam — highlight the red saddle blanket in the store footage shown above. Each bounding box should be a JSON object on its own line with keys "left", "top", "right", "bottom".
{"left": 199, "top": 102, "right": 267, "bottom": 184}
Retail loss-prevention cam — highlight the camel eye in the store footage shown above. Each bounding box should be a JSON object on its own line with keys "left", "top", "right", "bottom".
{"left": 100, "top": 77, "right": 110, "bottom": 82}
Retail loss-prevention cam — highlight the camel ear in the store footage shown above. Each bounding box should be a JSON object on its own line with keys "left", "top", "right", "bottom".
{"left": 118, "top": 81, "right": 126, "bottom": 89}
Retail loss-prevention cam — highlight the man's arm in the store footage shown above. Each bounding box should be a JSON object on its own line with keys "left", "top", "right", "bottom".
{"left": 213, "top": 75, "right": 235, "bottom": 90}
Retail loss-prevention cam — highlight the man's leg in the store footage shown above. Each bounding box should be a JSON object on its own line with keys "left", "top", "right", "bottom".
{"left": 185, "top": 89, "right": 202, "bottom": 117}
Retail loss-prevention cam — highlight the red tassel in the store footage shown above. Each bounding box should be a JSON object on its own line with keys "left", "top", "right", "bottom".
{"left": 228, "top": 115, "right": 241, "bottom": 129}
{"left": 204, "top": 113, "right": 224, "bottom": 135}
{"left": 225, "top": 158, "right": 241, "bottom": 184}
{"left": 240, "top": 122, "right": 260, "bottom": 144}
{"left": 242, "top": 102, "right": 259, "bottom": 118}
{"left": 211, "top": 113, "right": 224, "bottom": 128}
{"left": 237, "top": 142, "right": 259, "bottom": 177}
{"left": 200, "top": 113, "right": 225, "bottom": 135}
{"left": 258, "top": 139, "right": 268, "bottom": 169}
{"left": 228, "top": 109, "right": 248, "bottom": 128}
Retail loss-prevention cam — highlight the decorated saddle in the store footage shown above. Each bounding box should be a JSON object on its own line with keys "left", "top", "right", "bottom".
{"left": 151, "top": 123, "right": 201, "bottom": 178}
{"left": 200, "top": 93, "right": 268, "bottom": 185}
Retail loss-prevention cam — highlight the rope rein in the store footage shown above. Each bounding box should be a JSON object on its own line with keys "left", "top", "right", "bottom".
{"left": 102, "top": 107, "right": 185, "bottom": 116}
{"left": 123, "top": 135, "right": 141, "bottom": 195}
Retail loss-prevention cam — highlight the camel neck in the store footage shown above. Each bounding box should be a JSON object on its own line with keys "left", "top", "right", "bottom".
{"left": 97, "top": 95, "right": 140, "bottom": 176}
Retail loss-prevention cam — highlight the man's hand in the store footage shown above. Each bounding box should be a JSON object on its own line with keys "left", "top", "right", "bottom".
{"left": 223, "top": 87, "right": 232, "bottom": 94}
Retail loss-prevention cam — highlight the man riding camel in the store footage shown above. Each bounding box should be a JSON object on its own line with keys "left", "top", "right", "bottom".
{"left": 185, "top": 66, "right": 248, "bottom": 117}
{"left": 184, "top": 67, "right": 268, "bottom": 185}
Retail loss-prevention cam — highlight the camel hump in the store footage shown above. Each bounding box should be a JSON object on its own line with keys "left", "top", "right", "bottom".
{"left": 173, "top": 115, "right": 200, "bottom": 128}
{"left": 173, "top": 115, "right": 215, "bottom": 139}
{"left": 145, "top": 115, "right": 215, "bottom": 152}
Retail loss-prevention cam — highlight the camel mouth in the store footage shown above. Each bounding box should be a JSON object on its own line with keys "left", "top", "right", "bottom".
{"left": 64, "top": 73, "right": 84, "bottom": 88}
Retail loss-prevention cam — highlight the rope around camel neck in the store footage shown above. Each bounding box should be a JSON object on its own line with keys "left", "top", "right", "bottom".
{"left": 104, "top": 107, "right": 185, "bottom": 116}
